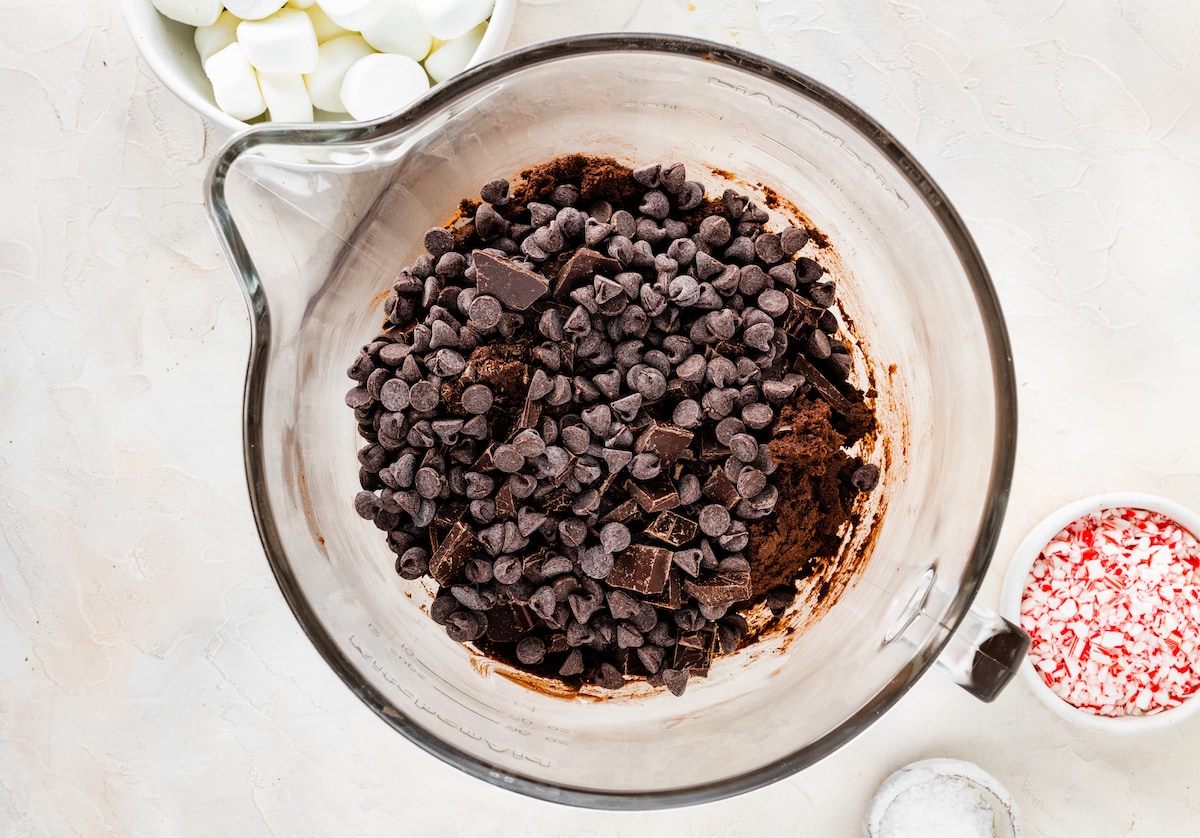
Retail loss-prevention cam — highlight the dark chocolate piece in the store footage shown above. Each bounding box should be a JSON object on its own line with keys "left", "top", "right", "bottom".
{"left": 644, "top": 511, "right": 698, "bottom": 547}
{"left": 702, "top": 469, "right": 740, "bottom": 509}
{"left": 792, "top": 354, "right": 855, "bottom": 416}
{"left": 517, "top": 398, "right": 543, "bottom": 430}
{"left": 473, "top": 251, "right": 549, "bottom": 310}
{"left": 682, "top": 572, "right": 752, "bottom": 608}
{"left": 673, "top": 630, "right": 716, "bottom": 676}
{"left": 600, "top": 498, "right": 641, "bottom": 524}
{"left": 428, "top": 521, "right": 476, "bottom": 586}
{"left": 538, "top": 485, "right": 575, "bottom": 513}
{"left": 626, "top": 475, "right": 680, "bottom": 513}
{"left": 606, "top": 544, "right": 673, "bottom": 595}
{"left": 634, "top": 420, "right": 694, "bottom": 464}
{"left": 486, "top": 602, "right": 536, "bottom": 643}
{"left": 494, "top": 483, "right": 516, "bottom": 520}
{"left": 554, "top": 247, "right": 621, "bottom": 301}
{"left": 643, "top": 568, "right": 683, "bottom": 610}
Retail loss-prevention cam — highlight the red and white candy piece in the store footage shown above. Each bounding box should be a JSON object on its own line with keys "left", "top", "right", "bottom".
{"left": 1020, "top": 506, "right": 1200, "bottom": 717}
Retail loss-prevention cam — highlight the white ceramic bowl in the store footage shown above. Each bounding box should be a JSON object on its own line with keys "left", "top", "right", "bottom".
{"left": 864, "top": 758, "right": 1021, "bottom": 838}
{"left": 119, "top": 0, "right": 517, "bottom": 133}
{"left": 1000, "top": 492, "right": 1200, "bottom": 733}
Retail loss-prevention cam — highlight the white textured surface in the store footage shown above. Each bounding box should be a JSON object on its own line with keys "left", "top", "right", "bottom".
{"left": 3, "top": 0, "right": 1200, "bottom": 834}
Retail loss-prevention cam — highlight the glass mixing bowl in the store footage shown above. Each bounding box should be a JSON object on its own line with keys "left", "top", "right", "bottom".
{"left": 205, "top": 35, "right": 1022, "bottom": 808}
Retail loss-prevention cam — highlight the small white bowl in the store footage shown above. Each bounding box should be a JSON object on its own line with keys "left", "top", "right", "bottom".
{"left": 119, "top": 0, "right": 517, "bottom": 133}
{"left": 1000, "top": 492, "right": 1200, "bottom": 733}
{"left": 864, "top": 758, "right": 1021, "bottom": 838}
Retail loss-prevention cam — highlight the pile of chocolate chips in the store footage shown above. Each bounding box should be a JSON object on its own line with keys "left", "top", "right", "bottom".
{"left": 346, "top": 156, "right": 878, "bottom": 696}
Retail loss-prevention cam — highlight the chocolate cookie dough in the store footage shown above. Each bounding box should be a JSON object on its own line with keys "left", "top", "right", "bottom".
{"left": 346, "top": 156, "right": 878, "bottom": 696}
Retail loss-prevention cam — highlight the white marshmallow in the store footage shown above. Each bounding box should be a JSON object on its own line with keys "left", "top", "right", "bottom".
{"left": 304, "top": 34, "right": 374, "bottom": 113}
{"left": 150, "top": 0, "right": 222, "bottom": 27}
{"left": 204, "top": 42, "right": 266, "bottom": 121}
{"left": 318, "top": 0, "right": 390, "bottom": 32}
{"left": 423, "top": 21, "right": 486, "bottom": 83}
{"left": 194, "top": 11, "right": 242, "bottom": 63}
{"left": 259, "top": 72, "right": 314, "bottom": 122}
{"left": 412, "top": 0, "right": 494, "bottom": 41}
{"left": 339, "top": 52, "right": 429, "bottom": 120}
{"left": 359, "top": 0, "right": 432, "bottom": 60}
{"left": 223, "top": 0, "right": 288, "bottom": 21}
{"left": 237, "top": 9, "right": 319, "bottom": 74}
{"left": 306, "top": 4, "right": 352, "bottom": 42}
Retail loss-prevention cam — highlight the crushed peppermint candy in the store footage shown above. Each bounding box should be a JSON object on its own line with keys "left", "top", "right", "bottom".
{"left": 1020, "top": 506, "right": 1200, "bottom": 717}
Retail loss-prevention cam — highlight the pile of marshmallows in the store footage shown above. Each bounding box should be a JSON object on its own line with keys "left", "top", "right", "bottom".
{"left": 150, "top": 0, "right": 496, "bottom": 122}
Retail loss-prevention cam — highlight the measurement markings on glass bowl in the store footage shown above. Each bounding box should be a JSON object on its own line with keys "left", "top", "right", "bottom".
{"left": 348, "top": 633, "right": 554, "bottom": 766}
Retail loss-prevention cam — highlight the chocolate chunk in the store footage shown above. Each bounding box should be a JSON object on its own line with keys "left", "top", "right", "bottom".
{"left": 486, "top": 602, "right": 536, "bottom": 643}
{"left": 606, "top": 544, "right": 672, "bottom": 595}
{"left": 640, "top": 568, "right": 680, "bottom": 611}
{"left": 516, "top": 398, "right": 542, "bottom": 430}
{"left": 702, "top": 469, "right": 740, "bottom": 509}
{"left": 683, "top": 572, "right": 752, "bottom": 608}
{"left": 644, "top": 511, "right": 699, "bottom": 547}
{"left": 494, "top": 482, "right": 516, "bottom": 520}
{"left": 601, "top": 498, "right": 641, "bottom": 524}
{"left": 626, "top": 475, "right": 680, "bottom": 513}
{"left": 554, "top": 247, "right": 622, "bottom": 301}
{"left": 791, "top": 355, "right": 855, "bottom": 416}
{"left": 473, "top": 251, "right": 549, "bottom": 311}
{"left": 673, "top": 630, "right": 716, "bottom": 677}
{"left": 431, "top": 500, "right": 467, "bottom": 534}
{"left": 428, "top": 521, "right": 476, "bottom": 586}
{"left": 634, "top": 421, "right": 695, "bottom": 464}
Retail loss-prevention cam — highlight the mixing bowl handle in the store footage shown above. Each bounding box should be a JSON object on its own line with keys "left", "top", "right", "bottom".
{"left": 931, "top": 601, "right": 1030, "bottom": 703}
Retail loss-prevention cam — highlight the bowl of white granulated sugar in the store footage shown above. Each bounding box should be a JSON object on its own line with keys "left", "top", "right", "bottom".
{"left": 863, "top": 758, "right": 1021, "bottom": 838}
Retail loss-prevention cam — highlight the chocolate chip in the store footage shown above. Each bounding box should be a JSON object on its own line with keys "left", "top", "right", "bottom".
{"left": 629, "top": 452, "right": 661, "bottom": 480}
{"left": 492, "top": 444, "right": 525, "bottom": 474}
{"left": 677, "top": 181, "right": 704, "bottom": 211}
{"left": 806, "top": 328, "right": 832, "bottom": 360}
{"left": 480, "top": 178, "right": 510, "bottom": 205}
{"left": 557, "top": 425, "right": 588, "bottom": 455}
{"left": 661, "top": 668, "right": 689, "bottom": 697}
{"left": 515, "top": 636, "right": 546, "bottom": 665}
{"left": 741, "top": 403, "right": 774, "bottom": 430}
{"left": 754, "top": 233, "right": 784, "bottom": 264}
{"left": 580, "top": 546, "right": 615, "bottom": 579}
{"left": 639, "top": 190, "right": 670, "bottom": 220}
{"left": 698, "top": 504, "right": 732, "bottom": 537}
{"left": 599, "top": 522, "right": 632, "bottom": 554}
{"left": 728, "top": 433, "right": 759, "bottom": 463}
{"left": 445, "top": 610, "right": 486, "bottom": 642}
{"left": 663, "top": 279, "right": 700, "bottom": 315}
{"left": 631, "top": 163, "right": 660, "bottom": 188}
{"left": 672, "top": 399, "right": 703, "bottom": 429}
{"left": 424, "top": 227, "right": 455, "bottom": 258}
{"left": 851, "top": 463, "right": 880, "bottom": 491}
{"left": 780, "top": 226, "right": 809, "bottom": 254}
{"left": 808, "top": 281, "right": 836, "bottom": 308}
{"left": 656, "top": 162, "right": 684, "bottom": 193}
{"left": 595, "top": 662, "right": 625, "bottom": 690}
{"left": 558, "top": 518, "right": 587, "bottom": 548}
{"left": 626, "top": 365, "right": 667, "bottom": 401}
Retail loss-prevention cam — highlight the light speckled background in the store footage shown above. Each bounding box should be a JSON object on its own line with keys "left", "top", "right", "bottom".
{"left": 3, "top": 0, "right": 1200, "bottom": 834}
